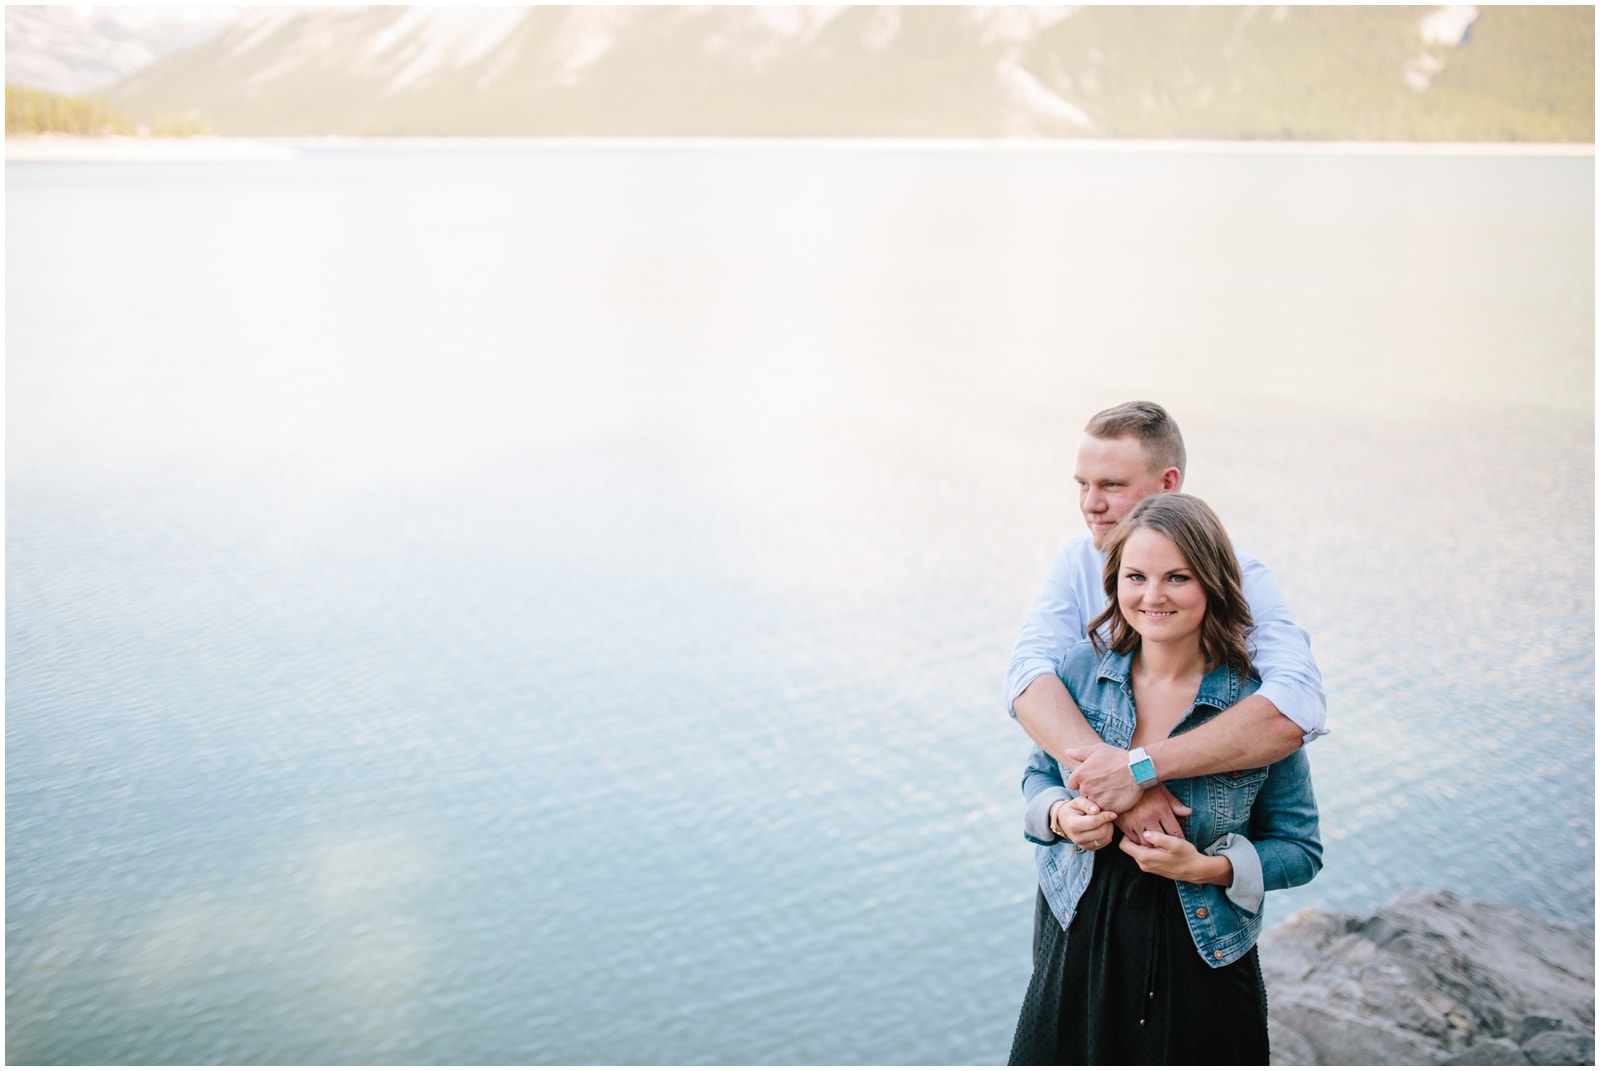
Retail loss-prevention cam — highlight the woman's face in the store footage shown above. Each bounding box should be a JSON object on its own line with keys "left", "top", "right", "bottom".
{"left": 1116, "top": 526, "right": 1208, "bottom": 647}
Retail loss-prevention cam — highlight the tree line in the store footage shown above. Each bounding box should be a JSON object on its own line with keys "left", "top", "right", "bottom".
{"left": 6, "top": 84, "right": 210, "bottom": 137}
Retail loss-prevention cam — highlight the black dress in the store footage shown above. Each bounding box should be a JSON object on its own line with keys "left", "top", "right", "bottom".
{"left": 1008, "top": 830, "right": 1270, "bottom": 1065}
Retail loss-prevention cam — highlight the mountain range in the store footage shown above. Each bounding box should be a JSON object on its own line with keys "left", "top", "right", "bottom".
{"left": 4, "top": 6, "right": 236, "bottom": 97}
{"left": 7, "top": 5, "right": 1595, "bottom": 141}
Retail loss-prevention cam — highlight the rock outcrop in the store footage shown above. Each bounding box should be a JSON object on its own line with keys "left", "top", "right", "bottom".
{"left": 1262, "top": 890, "right": 1594, "bottom": 1066}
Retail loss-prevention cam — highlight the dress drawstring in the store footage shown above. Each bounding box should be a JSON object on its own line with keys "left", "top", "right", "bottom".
{"left": 1123, "top": 864, "right": 1162, "bottom": 1028}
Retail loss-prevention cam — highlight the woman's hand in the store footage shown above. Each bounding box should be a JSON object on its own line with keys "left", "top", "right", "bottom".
{"left": 1050, "top": 796, "right": 1118, "bottom": 851}
{"left": 1119, "top": 830, "right": 1234, "bottom": 885}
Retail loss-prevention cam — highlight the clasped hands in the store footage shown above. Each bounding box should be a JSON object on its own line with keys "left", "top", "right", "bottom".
{"left": 1053, "top": 742, "right": 1207, "bottom": 882}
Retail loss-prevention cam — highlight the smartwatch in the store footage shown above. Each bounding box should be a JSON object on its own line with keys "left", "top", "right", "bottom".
{"left": 1128, "top": 746, "right": 1159, "bottom": 789}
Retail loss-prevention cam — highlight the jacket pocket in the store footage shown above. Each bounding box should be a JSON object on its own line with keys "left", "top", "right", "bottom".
{"left": 1205, "top": 767, "right": 1267, "bottom": 824}
{"left": 1085, "top": 705, "right": 1135, "bottom": 749}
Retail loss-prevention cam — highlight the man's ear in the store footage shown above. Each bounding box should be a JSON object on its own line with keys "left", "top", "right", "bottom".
{"left": 1160, "top": 467, "right": 1182, "bottom": 492}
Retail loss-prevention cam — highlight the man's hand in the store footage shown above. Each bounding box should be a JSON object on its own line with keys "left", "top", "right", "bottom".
{"left": 1113, "top": 785, "right": 1190, "bottom": 847}
{"left": 1064, "top": 743, "right": 1142, "bottom": 812}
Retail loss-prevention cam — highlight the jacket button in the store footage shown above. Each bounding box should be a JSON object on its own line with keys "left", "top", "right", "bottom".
{"left": 1214, "top": 951, "right": 1224, "bottom": 960}
{"left": 1195, "top": 908, "right": 1208, "bottom": 919}
{"left": 1230, "top": 771, "right": 1242, "bottom": 778}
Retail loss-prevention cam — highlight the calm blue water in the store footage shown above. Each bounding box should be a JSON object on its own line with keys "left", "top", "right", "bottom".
{"left": 7, "top": 143, "right": 1594, "bottom": 1064}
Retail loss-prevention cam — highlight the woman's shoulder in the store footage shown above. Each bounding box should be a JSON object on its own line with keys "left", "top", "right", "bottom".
{"left": 1240, "top": 665, "right": 1262, "bottom": 697}
{"left": 1060, "top": 639, "right": 1115, "bottom": 686}
{"left": 1189, "top": 660, "right": 1260, "bottom": 721}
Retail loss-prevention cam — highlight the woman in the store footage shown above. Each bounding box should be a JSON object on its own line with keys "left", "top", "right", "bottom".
{"left": 1008, "top": 493, "right": 1322, "bottom": 1065}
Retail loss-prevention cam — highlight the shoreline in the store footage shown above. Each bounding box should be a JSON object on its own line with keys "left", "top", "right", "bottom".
{"left": 5, "top": 135, "right": 301, "bottom": 162}
{"left": 7, "top": 133, "right": 1595, "bottom": 162}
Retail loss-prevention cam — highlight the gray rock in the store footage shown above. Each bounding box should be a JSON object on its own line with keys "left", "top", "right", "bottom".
{"left": 1515, "top": 1016, "right": 1569, "bottom": 1046}
{"left": 1259, "top": 890, "right": 1594, "bottom": 1065}
{"left": 1522, "top": 1031, "right": 1594, "bottom": 1065}
{"left": 1443, "top": 1038, "right": 1530, "bottom": 1065}
{"left": 1269, "top": 1020, "right": 1318, "bottom": 1065}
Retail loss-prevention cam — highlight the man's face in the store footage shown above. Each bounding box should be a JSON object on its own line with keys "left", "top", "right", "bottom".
{"left": 1074, "top": 435, "right": 1177, "bottom": 550}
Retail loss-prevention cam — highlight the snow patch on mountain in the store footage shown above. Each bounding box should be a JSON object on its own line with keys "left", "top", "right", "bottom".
{"left": 859, "top": 7, "right": 901, "bottom": 52}
{"left": 361, "top": 7, "right": 529, "bottom": 93}
{"left": 234, "top": 10, "right": 365, "bottom": 95}
{"left": 697, "top": 7, "right": 847, "bottom": 70}
{"left": 553, "top": 8, "right": 642, "bottom": 86}
{"left": 975, "top": 8, "right": 1085, "bottom": 133}
{"left": 1420, "top": 5, "right": 1478, "bottom": 47}
{"left": 750, "top": 6, "right": 846, "bottom": 43}
{"left": 1002, "top": 61, "right": 1093, "bottom": 131}
{"left": 1406, "top": 5, "right": 1477, "bottom": 90}
{"left": 969, "top": 6, "right": 1077, "bottom": 47}
{"left": 222, "top": 8, "right": 302, "bottom": 63}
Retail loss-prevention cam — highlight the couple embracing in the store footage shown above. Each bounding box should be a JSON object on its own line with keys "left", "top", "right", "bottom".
{"left": 1004, "top": 401, "right": 1326, "bottom": 1065}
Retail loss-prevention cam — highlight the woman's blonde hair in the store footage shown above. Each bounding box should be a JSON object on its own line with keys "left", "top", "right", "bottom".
{"left": 1087, "top": 493, "right": 1254, "bottom": 676}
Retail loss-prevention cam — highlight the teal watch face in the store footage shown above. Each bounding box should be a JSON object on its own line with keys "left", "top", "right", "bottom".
{"left": 1129, "top": 755, "right": 1157, "bottom": 787}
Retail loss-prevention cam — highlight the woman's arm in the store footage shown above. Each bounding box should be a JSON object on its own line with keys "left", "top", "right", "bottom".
{"left": 1021, "top": 744, "right": 1072, "bottom": 845}
{"left": 1022, "top": 743, "right": 1118, "bottom": 849}
{"left": 1201, "top": 747, "right": 1323, "bottom": 913}
{"left": 1245, "top": 748, "right": 1323, "bottom": 893}
{"left": 1120, "top": 749, "right": 1321, "bottom": 910}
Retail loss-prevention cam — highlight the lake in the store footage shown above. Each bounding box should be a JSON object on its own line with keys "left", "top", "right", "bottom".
{"left": 6, "top": 140, "right": 1594, "bottom": 1064}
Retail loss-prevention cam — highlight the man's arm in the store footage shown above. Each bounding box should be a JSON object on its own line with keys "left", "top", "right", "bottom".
{"left": 1151, "top": 693, "right": 1304, "bottom": 773}
{"left": 1013, "top": 672, "right": 1105, "bottom": 765}
{"left": 1004, "top": 538, "right": 1120, "bottom": 789}
{"left": 1004, "top": 537, "right": 1095, "bottom": 727}
{"left": 1066, "top": 695, "right": 1303, "bottom": 805}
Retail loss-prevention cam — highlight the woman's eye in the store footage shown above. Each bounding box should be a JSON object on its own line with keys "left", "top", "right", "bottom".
{"left": 1124, "top": 572, "right": 1144, "bottom": 582}
{"left": 1170, "top": 573, "right": 1190, "bottom": 583}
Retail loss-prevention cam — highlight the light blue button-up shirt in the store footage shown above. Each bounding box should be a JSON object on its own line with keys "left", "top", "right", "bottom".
{"left": 1005, "top": 532, "right": 1327, "bottom": 740}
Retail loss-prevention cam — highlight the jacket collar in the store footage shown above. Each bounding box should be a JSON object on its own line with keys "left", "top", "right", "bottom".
{"left": 1094, "top": 647, "right": 1246, "bottom": 711}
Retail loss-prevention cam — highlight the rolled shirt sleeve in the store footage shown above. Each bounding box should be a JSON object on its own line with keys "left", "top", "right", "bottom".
{"left": 1005, "top": 535, "right": 1101, "bottom": 716}
{"left": 1238, "top": 554, "right": 1328, "bottom": 741}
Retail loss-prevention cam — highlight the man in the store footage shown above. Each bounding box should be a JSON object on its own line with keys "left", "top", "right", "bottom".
{"left": 1005, "top": 401, "right": 1325, "bottom": 845}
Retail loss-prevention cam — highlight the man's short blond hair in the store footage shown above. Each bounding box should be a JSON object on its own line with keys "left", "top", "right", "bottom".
{"left": 1084, "top": 400, "right": 1186, "bottom": 477}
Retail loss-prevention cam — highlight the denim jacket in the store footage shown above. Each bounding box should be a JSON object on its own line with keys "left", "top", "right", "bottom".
{"left": 1022, "top": 641, "right": 1322, "bottom": 968}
